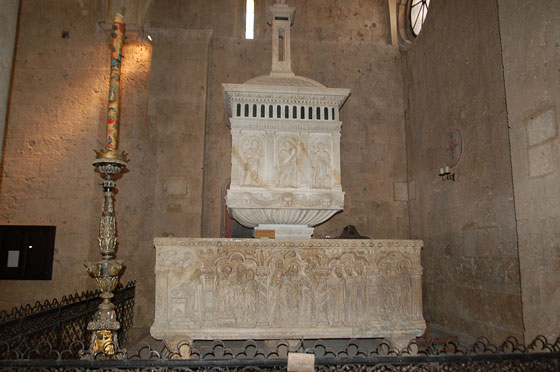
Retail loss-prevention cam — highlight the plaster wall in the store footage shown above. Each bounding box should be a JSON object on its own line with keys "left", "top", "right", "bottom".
{"left": 498, "top": 0, "right": 560, "bottom": 341}
{"left": 403, "top": 0, "right": 524, "bottom": 341}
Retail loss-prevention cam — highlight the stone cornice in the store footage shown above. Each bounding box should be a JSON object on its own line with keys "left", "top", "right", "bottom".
{"left": 222, "top": 84, "right": 350, "bottom": 118}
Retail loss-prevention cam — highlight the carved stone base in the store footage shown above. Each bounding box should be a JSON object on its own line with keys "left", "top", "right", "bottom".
{"left": 256, "top": 224, "right": 314, "bottom": 239}
{"left": 151, "top": 238, "right": 425, "bottom": 344}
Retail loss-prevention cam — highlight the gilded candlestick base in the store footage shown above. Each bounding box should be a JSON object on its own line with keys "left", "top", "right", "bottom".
{"left": 95, "top": 148, "right": 127, "bottom": 161}
{"left": 86, "top": 150, "right": 127, "bottom": 358}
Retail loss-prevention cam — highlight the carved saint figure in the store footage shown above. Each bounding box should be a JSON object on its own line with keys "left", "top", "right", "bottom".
{"left": 242, "top": 137, "right": 262, "bottom": 186}
{"left": 312, "top": 140, "right": 331, "bottom": 188}
{"left": 241, "top": 269, "right": 258, "bottom": 326}
{"left": 268, "top": 260, "right": 284, "bottom": 325}
{"left": 283, "top": 262, "right": 313, "bottom": 325}
{"left": 278, "top": 138, "right": 299, "bottom": 187}
{"left": 215, "top": 265, "right": 233, "bottom": 319}
{"left": 328, "top": 266, "right": 346, "bottom": 325}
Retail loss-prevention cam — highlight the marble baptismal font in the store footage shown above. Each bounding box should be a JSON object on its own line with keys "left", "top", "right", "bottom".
{"left": 222, "top": 1, "right": 349, "bottom": 239}
{"left": 151, "top": 0, "right": 425, "bottom": 352}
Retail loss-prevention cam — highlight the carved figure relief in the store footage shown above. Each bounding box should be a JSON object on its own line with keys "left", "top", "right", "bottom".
{"left": 311, "top": 139, "right": 331, "bottom": 188}
{"left": 377, "top": 252, "right": 413, "bottom": 322}
{"left": 241, "top": 136, "right": 263, "bottom": 186}
{"left": 277, "top": 136, "right": 300, "bottom": 187}
{"left": 158, "top": 241, "right": 421, "bottom": 331}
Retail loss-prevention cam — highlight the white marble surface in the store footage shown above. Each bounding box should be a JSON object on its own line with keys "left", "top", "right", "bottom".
{"left": 221, "top": 1, "right": 350, "bottom": 238}
{"left": 151, "top": 238, "right": 425, "bottom": 349}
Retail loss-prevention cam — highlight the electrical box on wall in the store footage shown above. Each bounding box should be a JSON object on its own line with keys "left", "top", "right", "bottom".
{"left": 0, "top": 226, "right": 56, "bottom": 280}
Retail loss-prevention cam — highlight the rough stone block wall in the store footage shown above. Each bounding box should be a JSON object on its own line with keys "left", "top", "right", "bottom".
{"left": 498, "top": 0, "right": 560, "bottom": 342}
{"left": 403, "top": 0, "right": 524, "bottom": 341}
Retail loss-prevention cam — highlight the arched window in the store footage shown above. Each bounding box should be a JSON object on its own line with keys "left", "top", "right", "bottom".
{"left": 409, "top": 0, "right": 430, "bottom": 36}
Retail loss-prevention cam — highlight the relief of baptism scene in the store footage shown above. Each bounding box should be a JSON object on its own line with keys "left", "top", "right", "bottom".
{"left": 0, "top": 0, "right": 557, "bottom": 364}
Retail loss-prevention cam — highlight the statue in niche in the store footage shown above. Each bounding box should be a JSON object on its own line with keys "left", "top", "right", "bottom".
{"left": 311, "top": 140, "right": 331, "bottom": 188}
{"left": 278, "top": 137, "right": 299, "bottom": 187}
{"left": 242, "top": 137, "right": 262, "bottom": 186}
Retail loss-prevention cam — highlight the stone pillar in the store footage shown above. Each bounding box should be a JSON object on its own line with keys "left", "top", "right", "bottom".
{"left": 0, "top": 0, "right": 19, "bottom": 163}
{"left": 146, "top": 29, "right": 212, "bottom": 237}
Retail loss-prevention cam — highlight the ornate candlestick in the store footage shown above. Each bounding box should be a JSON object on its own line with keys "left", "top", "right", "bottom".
{"left": 85, "top": 12, "right": 127, "bottom": 357}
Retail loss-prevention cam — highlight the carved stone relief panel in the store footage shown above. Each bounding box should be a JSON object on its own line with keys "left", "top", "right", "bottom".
{"left": 152, "top": 238, "right": 425, "bottom": 343}
{"left": 275, "top": 134, "right": 303, "bottom": 188}
{"left": 234, "top": 133, "right": 266, "bottom": 187}
{"left": 310, "top": 135, "right": 333, "bottom": 189}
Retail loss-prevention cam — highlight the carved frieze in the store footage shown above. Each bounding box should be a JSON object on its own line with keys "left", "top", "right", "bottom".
{"left": 151, "top": 238, "right": 425, "bottom": 341}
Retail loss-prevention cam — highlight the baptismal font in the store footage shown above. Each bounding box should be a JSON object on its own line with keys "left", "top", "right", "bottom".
{"left": 151, "top": 0, "right": 425, "bottom": 353}
{"left": 222, "top": 1, "right": 349, "bottom": 240}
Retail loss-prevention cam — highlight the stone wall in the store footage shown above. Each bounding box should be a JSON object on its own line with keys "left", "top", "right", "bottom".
{"left": 498, "top": 0, "right": 560, "bottom": 342}
{"left": 402, "top": 1, "right": 524, "bottom": 341}
{"left": 0, "top": 0, "right": 19, "bottom": 159}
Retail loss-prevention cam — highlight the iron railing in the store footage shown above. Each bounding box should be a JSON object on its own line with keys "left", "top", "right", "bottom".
{"left": 0, "top": 335, "right": 558, "bottom": 371}
{"left": 0, "top": 281, "right": 135, "bottom": 353}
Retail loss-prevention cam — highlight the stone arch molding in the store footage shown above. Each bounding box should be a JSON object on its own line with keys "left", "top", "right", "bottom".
{"left": 387, "top": 0, "right": 428, "bottom": 46}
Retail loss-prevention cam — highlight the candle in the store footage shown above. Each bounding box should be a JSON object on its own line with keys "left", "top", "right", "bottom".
{"left": 439, "top": 168, "right": 444, "bottom": 175}
{"left": 106, "top": 13, "right": 124, "bottom": 151}
{"left": 445, "top": 166, "right": 450, "bottom": 173}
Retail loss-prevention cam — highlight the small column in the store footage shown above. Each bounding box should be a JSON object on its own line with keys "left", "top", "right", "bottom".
{"left": 0, "top": 0, "right": 19, "bottom": 164}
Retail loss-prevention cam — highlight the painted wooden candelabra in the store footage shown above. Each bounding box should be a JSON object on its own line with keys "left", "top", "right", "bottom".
{"left": 85, "top": 13, "right": 127, "bottom": 357}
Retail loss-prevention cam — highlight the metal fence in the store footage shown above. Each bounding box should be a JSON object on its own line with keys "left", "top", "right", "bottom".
{"left": 0, "top": 334, "right": 558, "bottom": 371}
{"left": 0, "top": 281, "right": 135, "bottom": 354}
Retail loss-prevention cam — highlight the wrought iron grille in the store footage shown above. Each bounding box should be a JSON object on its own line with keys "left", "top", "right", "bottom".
{"left": 0, "top": 281, "right": 135, "bottom": 353}
{"left": 0, "top": 334, "right": 558, "bottom": 371}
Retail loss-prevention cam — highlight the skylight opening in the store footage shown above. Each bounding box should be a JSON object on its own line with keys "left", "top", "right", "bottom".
{"left": 245, "top": 0, "right": 255, "bottom": 39}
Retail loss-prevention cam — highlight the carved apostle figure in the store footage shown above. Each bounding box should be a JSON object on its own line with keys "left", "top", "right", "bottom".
{"left": 268, "top": 260, "right": 284, "bottom": 325}
{"left": 328, "top": 266, "right": 346, "bottom": 325}
{"left": 241, "top": 269, "right": 258, "bottom": 326}
{"left": 278, "top": 138, "right": 299, "bottom": 187}
{"left": 215, "top": 265, "right": 233, "bottom": 319}
{"left": 312, "top": 141, "right": 331, "bottom": 188}
{"left": 242, "top": 137, "right": 262, "bottom": 186}
{"left": 283, "top": 263, "right": 313, "bottom": 325}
